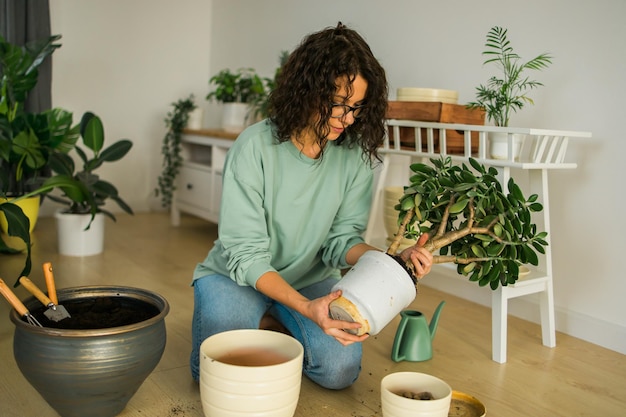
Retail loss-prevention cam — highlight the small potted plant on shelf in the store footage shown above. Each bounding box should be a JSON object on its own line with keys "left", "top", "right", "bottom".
{"left": 249, "top": 50, "right": 290, "bottom": 121}
{"left": 466, "top": 26, "right": 552, "bottom": 159}
{"left": 46, "top": 111, "right": 133, "bottom": 256}
{"left": 330, "top": 156, "right": 548, "bottom": 335}
{"left": 155, "top": 95, "right": 197, "bottom": 209}
{"left": 206, "top": 67, "right": 266, "bottom": 133}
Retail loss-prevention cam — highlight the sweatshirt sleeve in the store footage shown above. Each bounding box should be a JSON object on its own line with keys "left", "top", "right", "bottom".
{"left": 217, "top": 135, "right": 276, "bottom": 288}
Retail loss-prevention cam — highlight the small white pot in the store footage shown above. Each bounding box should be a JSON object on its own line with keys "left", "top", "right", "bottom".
{"left": 221, "top": 102, "right": 250, "bottom": 133}
{"left": 489, "top": 132, "right": 525, "bottom": 161}
{"left": 187, "top": 107, "right": 204, "bottom": 130}
{"left": 381, "top": 372, "right": 452, "bottom": 417}
{"left": 55, "top": 211, "right": 105, "bottom": 256}
{"left": 330, "top": 250, "right": 416, "bottom": 336}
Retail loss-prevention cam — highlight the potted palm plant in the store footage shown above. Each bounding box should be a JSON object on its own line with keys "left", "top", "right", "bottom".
{"left": 206, "top": 67, "right": 266, "bottom": 132}
{"left": 45, "top": 111, "right": 133, "bottom": 256}
{"left": 466, "top": 26, "right": 552, "bottom": 159}
{"left": 330, "top": 156, "right": 548, "bottom": 335}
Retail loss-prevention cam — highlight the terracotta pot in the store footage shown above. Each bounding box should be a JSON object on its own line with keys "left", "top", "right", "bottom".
{"left": 9, "top": 285, "right": 169, "bottom": 417}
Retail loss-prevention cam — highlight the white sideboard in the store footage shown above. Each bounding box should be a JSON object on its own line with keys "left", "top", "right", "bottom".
{"left": 170, "top": 128, "right": 237, "bottom": 226}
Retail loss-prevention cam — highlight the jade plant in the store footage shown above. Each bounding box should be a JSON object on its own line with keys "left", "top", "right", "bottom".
{"left": 387, "top": 156, "right": 548, "bottom": 289}
{"left": 466, "top": 26, "right": 552, "bottom": 127}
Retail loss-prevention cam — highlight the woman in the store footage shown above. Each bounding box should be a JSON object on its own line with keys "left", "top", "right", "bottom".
{"left": 190, "top": 23, "right": 433, "bottom": 389}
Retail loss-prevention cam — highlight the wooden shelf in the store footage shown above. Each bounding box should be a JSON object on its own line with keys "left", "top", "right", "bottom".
{"left": 182, "top": 128, "right": 238, "bottom": 140}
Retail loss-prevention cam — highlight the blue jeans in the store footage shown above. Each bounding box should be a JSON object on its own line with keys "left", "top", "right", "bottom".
{"left": 190, "top": 273, "right": 362, "bottom": 389}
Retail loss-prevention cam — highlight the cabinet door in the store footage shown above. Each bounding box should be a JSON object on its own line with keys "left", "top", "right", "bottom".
{"left": 210, "top": 172, "right": 223, "bottom": 216}
{"left": 176, "top": 166, "right": 212, "bottom": 209}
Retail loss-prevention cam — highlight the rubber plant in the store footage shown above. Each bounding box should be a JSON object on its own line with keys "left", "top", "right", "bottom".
{"left": 47, "top": 111, "right": 133, "bottom": 222}
{"left": 387, "top": 156, "right": 548, "bottom": 290}
{"left": 466, "top": 26, "right": 552, "bottom": 127}
{"left": 155, "top": 95, "right": 196, "bottom": 208}
{"left": 1, "top": 112, "right": 133, "bottom": 285}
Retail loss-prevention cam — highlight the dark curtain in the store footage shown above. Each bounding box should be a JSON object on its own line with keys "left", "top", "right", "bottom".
{"left": 0, "top": 0, "right": 52, "bottom": 112}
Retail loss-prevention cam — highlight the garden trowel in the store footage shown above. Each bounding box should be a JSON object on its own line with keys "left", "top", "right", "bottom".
{"left": 19, "top": 275, "right": 71, "bottom": 322}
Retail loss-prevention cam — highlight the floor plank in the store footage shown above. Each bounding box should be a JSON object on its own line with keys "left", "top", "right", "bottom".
{"left": 1, "top": 212, "right": 624, "bottom": 416}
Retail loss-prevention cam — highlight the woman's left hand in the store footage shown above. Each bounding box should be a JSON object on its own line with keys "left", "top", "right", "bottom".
{"left": 399, "top": 233, "right": 433, "bottom": 279}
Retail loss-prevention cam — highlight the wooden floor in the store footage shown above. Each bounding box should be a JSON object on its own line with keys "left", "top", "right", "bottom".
{"left": 1, "top": 212, "right": 624, "bottom": 417}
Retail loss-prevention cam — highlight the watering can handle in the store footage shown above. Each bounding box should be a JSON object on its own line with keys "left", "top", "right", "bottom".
{"left": 0, "top": 278, "right": 29, "bottom": 317}
{"left": 391, "top": 316, "right": 409, "bottom": 362}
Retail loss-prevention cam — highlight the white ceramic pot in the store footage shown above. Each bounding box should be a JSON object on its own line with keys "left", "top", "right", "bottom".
{"left": 199, "top": 329, "right": 304, "bottom": 417}
{"left": 187, "top": 107, "right": 204, "bottom": 130}
{"left": 221, "top": 102, "right": 249, "bottom": 133}
{"left": 329, "top": 250, "right": 416, "bottom": 336}
{"left": 381, "top": 372, "right": 452, "bottom": 417}
{"left": 489, "top": 132, "right": 525, "bottom": 161}
{"left": 55, "top": 211, "right": 105, "bottom": 256}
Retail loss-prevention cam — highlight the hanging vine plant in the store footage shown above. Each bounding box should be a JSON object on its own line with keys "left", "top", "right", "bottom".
{"left": 155, "top": 95, "right": 197, "bottom": 208}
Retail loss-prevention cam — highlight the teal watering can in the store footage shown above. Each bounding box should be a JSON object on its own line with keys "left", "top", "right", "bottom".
{"left": 391, "top": 301, "right": 445, "bottom": 362}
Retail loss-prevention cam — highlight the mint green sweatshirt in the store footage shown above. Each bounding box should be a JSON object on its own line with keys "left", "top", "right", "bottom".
{"left": 193, "top": 120, "right": 374, "bottom": 290}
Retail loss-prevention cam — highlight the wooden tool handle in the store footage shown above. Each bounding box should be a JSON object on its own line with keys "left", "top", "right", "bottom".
{"left": 0, "top": 278, "right": 29, "bottom": 317}
{"left": 19, "top": 277, "right": 53, "bottom": 307}
{"left": 43, "top": 262, "right": 58, "bottom": 305}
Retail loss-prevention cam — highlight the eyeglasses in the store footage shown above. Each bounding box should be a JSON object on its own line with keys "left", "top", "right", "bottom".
{"left": 330, "top": 103, "right": 365, "bottom": 119}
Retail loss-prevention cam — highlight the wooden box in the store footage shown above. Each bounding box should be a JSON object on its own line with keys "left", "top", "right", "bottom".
{"left": 385, "top": 101, "right": 485, "bottom": 154}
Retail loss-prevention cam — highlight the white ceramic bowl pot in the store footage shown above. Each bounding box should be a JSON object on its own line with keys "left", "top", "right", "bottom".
{"left": 330, "top": 250, "right": 416, "bottom": 336}
{"left": 199, "top": 329, "right": 304, "bottom": 417}
{"left": 381, "top": 372, "right": 452, "bottom": 417}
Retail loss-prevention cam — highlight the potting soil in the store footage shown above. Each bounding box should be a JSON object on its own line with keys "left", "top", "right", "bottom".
{"left": 27, "top": 296, "right": 160, "bottom": 329}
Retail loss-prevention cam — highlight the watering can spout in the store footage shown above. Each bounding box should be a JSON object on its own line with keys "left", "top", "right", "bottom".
{"left": 429, "top": 301, "right": 446, "bottom": 341}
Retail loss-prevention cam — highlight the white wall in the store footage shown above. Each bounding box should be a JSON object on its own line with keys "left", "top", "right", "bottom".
{"left": 47, "top": 0, "right": 626, "bottom": 354}
{"left": 47, "top": 0, "right": 213, "bottom": 214}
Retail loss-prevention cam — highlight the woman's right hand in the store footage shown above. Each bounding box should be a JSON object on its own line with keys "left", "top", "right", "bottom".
{"left": 305, "top": 290, "right": 369, "bottom": 346}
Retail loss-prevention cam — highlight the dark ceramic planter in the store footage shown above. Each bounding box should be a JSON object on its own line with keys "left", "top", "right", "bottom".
{"left": 9, "top": 286, "right": 169, "bottom": 417}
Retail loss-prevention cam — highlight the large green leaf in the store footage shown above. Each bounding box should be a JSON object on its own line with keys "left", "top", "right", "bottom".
{"left": 0, "top": 202, "right": 32, "bottom": 282}
{"left": 80, "top": 112, "right": 104, "bottom": 153}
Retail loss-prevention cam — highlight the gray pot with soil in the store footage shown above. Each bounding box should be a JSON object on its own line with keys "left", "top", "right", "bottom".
{"left": 9, "top": 285, "right": 169, "bottom": 417}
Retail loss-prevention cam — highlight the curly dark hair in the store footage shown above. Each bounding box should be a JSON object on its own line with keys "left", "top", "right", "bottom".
{"left": 268, "top": 22, "right": 388, "bottom": 164}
